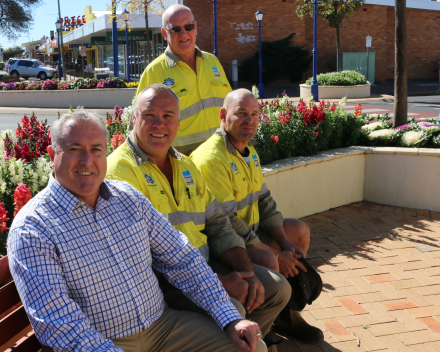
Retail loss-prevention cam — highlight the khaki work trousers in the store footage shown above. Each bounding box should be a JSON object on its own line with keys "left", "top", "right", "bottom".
{"left": 159, "top": 262, "right": 291, "bottom": 336}
{"left": 111, "top": 307, "right": 267, "bottom": 352}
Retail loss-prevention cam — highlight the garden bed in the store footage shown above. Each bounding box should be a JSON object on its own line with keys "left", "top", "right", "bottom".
{"left": 299, "top": 83, "right": 371, "bottom": 99}
{"left": 263, "top": 146, "right": 440, "bottom": 219}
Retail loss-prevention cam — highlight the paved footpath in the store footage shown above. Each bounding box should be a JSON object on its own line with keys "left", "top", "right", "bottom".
{"left": 276, "top": 202, "right": 440, "bottom": 352}
{"left": 344, "top": 104, "right": 439, "bottom": 120}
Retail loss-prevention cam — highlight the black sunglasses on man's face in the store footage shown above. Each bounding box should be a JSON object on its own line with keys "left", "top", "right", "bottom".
{"left": 164, "top": 22, "right": 196, "bottom": 34}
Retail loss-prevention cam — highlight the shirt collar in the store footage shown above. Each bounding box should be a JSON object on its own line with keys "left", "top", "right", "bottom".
{"left": 48, "top": 173, "right": 113, "bottom": 214}
{"left": 126, "top": 130, "right": 182, "bottom": 166}
{"left": 215, "top": 128, "right": 257, "bottom": 156}
{"left": 165, "top": 45, "right": 208, "bottom": 68}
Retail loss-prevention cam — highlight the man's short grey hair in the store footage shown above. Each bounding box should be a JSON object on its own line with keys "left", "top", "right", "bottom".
{"left": 134, "top": 83, "right": 180, "bottom": 119}
{"left": 51, "top": 110, "right": 109, "bottom": 151}
{"left": 162, "top": 4, "right": 194, "bottom": 27}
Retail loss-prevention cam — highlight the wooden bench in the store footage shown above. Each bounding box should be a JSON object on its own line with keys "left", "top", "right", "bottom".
{"left": 0, "top": 255, "right": 41, "bottom": 352}
{"left": 0, "top": 76, "right": 21, "bottom": 84}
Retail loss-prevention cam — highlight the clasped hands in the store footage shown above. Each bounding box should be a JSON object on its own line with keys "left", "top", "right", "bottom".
{"left": 276, "top": 242, "right": 307, "bottom": 278}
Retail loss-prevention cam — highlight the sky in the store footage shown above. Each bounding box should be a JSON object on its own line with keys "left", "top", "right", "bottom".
{"left": 0, "top": 0, "right": 110, "bottom": 49}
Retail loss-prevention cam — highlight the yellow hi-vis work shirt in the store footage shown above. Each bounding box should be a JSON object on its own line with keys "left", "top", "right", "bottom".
{"left": 136, "top": 46, "right": 231, "bottom": 155}
{"left": 190, "top": 129, "right": 284, "bottom": 246}
{"left": 106, "top": 132, "right": 245, "bottom": 261}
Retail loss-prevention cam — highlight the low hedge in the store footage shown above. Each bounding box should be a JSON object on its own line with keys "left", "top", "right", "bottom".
{"left": 305, "top": 70, "right": 368, "bottom": 86}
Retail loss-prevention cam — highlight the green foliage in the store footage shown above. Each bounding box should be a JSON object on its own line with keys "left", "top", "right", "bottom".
{"left": 0, "top": 62, "right": 4, "bottom": 70}
{"left": 239, "top": 33, "right": 312, "bottom": 85}
{"left": 306, "top": 70, "right": 367, "bottom": 86}
{"left": 296, "top": 0, "right": 365, "bottom": 29}
{"left": 254, "top": 96, "right": 365, "bottom": 165}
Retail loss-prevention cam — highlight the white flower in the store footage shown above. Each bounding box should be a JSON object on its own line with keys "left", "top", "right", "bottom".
{"left": 369, "top": 129, "right": 397, "bottom": 139}
{"left": 362, "top": 122, "right": 385, "bottom": 131}
{"left": 367, "top": 114, "right": 382, "bottom": 118}
{"left": 338, "top": 96, "right": 347, "bottom": 110}
{"left": 252, "top": 85, "right": 259, "bottom": 100}
{"left": 0, "top": 182, "right": 6, "bottom": 194}
{"left": 307, "top": 95, "right": 314, "bottom": 103}
{"left": 401, "top": 131, "right": 424, "bottom": 146}
{"left": 40, "top": 175, "right": 48, "bottom": 186}
{"left": 0, "top": 129, "right": 15, "bottom": 143}
{"left": 280, "top": 94, "right": 289, "bottom": 106}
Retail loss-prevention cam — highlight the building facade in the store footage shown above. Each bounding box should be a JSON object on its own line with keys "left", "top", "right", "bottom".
{"left": 186, "top": 0, "right": 440, "bottom": 83}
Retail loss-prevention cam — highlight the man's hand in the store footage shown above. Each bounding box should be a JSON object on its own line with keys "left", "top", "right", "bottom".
{"left": 225, "top": 319, "right": 262, "bottom": 352}
{"left": 243, "top": 275, "right": 265, "bottom": 314}
{"left": 280, "top": 241, "right": 306, "bottom": 259}
{"left": 218, "top": 272, "right": 252, "bottom": 306}
{"left": 277, "top": 251, "right": 308, "bottom": 278}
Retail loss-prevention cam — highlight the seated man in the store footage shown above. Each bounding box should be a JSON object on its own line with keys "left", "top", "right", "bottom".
{"left": 7, "top": 110, "right": 266, "bottom": 352}
{"left": 191, "top": 89, "right": 324, "bottom": 344}
{"left": 106, "top": 84, "right": 290, "bottom": 344}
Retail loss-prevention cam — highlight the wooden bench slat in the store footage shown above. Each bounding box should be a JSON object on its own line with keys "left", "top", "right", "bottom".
{"left": 0, "top": 281, "right": 21, "bottom": 318}
{"left": 0, "top": 306, "right": 32, "bottom": 347}
{"left": 4, "top": 331, "right": 41, "bottom": 352}
{"left": 0, "top": 255, "right": 11, "bottom": 284}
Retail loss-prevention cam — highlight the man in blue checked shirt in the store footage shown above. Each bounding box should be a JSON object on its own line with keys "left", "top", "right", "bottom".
{"left": 7, "top": 110, "right": 266, "bottom": 352}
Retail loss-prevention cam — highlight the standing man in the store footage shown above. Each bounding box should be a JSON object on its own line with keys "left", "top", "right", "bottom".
{"left": 106, "top": 84, "right": 290, "bottom": 347}
{"left": 135, "top": 4, "right": 231, "bottom": 155}
{"left": 191, "top": 89, "right": 324, "bottom": 345}
{"left": 7, "top": 110, "right": 266, "bottom": 352}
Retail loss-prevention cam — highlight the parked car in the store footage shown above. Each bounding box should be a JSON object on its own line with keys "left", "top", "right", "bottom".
{"left": 7, "top": 59, "right": 57, "bottom": 80}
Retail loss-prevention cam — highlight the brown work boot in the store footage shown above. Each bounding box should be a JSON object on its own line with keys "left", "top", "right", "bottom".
{"left": 274, "top": 307, "right": 324, "bottom": 345}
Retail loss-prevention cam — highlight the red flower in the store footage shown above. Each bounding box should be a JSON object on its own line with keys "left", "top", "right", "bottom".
{"left": 13, "top": 183, "right": 33, "bottom": 216}
{"left": 270, "top": 135, "right": 279, "bottom": 145}
{"left": 354, "top": 103, "right": 363, "bottom": 117}
{"left": 111, "top": 133, "right": 126, "bottom": 150}
{"left": 0, "top": 202, "right": 8, "bottom": 234}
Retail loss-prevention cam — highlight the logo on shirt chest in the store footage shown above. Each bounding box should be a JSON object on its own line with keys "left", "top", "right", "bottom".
{"left": 163, "top": 77, "right": 175, "bottom": 87}
{"left": 144, "top": 174, "right": 155, "bottom": 185}
{"left": 230, "top": 162, "right": 239, "bottom": 173}
{"left": 182, "top": 170, "right": 195, "bottom": 186}
{"left": 252, "top": 154, "right": 259, "bottom": 168}
{"left": 212, "top": 66, "right": 221, "bottom": 78}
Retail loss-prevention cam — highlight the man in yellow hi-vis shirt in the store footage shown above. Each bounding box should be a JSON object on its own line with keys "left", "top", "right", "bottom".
{"left": 135, "top": 4, "right": 231, "bottom": 155}
{"left": 191, "top": 89, "right": 324, "bottom": 345}
{"left": 106, "top": 84, "right": 290, "bottom": 349}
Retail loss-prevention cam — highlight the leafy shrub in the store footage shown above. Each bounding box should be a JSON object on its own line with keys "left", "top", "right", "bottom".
{"left": 239, "top": 33, "right": 312, "bottom": 85}
{"left": 41, "top": 79, "right": 58, "bottom": 90}
{"left": 74, "top": 78, "right": 99, "bottom": 89}
{"left": 97, "top": 77, "right": 127, "bottom": 88}
{"left": 254, "top": 93, "right": 364, "bottom": 165}
{"left": 25, "top": 81, "right": 42, "bottom": 90}
{"left": 306, "top": 70, "right": 367, "bottom": 86}
{"left": 0, "top": 62, "right": 4, "bottom": 70}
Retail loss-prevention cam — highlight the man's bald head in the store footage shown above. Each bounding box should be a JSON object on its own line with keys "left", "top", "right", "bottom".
{"left": 223, "top": 89, "right": 258, "bottom": 113}
{"left": 220, "top": 89, "right": 260, "bottom": 153}
{"left": 162, "top": 4, "right": 194, "bottom": 27}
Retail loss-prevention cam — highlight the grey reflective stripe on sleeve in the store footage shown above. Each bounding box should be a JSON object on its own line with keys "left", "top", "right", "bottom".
{"left": 167, "top": 210, "right": 205, "bottom": 226}
{"left": 259, "top": 182, "right": 269, "bottom": 195}
{"left": 205, "top": 199, "right": 221, "bottom": 219}
{"left": 236, "top": 184, "right": 268, "bottom": 211}
{"left": 220, "top": 199, "right": 236, "bottom": 213}
{"left": 180, "top": 97, "right": 225, "bottom": 121}
{"left": 173, "top": 127, "right": 218, "bottom": 147}
{"left": 198, "top": 243, "right": 210, "bottom": 261}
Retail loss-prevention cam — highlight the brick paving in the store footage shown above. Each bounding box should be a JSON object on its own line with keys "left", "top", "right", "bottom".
{"left": 275, "top": 202, "right": 440, "bottom": 352}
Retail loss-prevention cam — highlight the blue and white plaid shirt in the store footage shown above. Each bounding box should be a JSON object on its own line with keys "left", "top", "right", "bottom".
{"left": 7, "top": 175, "right": 242, "bottom": 351}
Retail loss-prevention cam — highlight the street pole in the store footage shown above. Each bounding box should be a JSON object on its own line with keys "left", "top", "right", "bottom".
{"left": 394, "top": 0, "right": 407, "bottom": 127}
{"left": 123, "top": 10, "right": 131, "bottom": 83}
{"left": 311, "top": 0, "right": 319, "bottom": 102}
{"left": 57, "top": 0, "right": 66, "bottom": 80}
{"left": 56, "top": 26, "right": 62, "bottom": 78}
{"left": 255, "top": 10, "right": 264, "bottom": 99}
{"left": 209, "top": 0, "right": 221, "bottom": 57}
{"left": 112, "top": 0, "right": 119, "bottom": 78}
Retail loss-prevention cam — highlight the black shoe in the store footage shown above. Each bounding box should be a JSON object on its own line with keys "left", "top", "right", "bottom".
{"left": 273, "top": 307, "right": 324, "bottom": 345}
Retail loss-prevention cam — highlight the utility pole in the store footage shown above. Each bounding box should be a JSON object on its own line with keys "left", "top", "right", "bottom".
{"left": 394, "top": 0, "right": 407, "bottom": 127}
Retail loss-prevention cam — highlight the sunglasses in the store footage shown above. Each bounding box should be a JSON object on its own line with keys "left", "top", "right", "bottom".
{"left": 165, "top": 22, "right": 196, "bottom": 34}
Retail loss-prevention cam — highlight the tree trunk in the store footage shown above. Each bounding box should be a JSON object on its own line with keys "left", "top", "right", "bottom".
{"left": 336, "top": 24, "right": 341, "bottom": 72}
{"left": 394, "top": 0, "right": 407, "bottom": 127}
{"left": 144, "top": 4, "right": 152, "bottom": 64}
